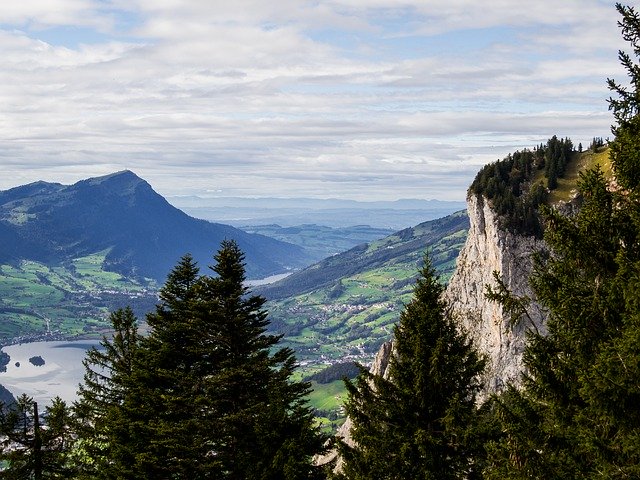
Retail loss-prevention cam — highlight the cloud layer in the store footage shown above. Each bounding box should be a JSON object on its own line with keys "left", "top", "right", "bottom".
{"left": 0, "top": 1, "right": 629, "bottom": 200}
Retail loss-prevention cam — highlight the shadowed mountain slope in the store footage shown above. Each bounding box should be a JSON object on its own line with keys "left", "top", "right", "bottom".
{"left": 0, "top": 171, "right": 310, "bottom": 280}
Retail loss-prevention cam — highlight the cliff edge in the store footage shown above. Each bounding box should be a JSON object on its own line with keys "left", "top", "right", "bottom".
{"left": 444, "top": 193, "right": 546, "bottom": 395}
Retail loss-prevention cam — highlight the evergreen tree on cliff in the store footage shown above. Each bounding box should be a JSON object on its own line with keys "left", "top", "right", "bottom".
{"left": 485, "top": 4, "right": 640, "bottom": 478}
{"left": 82, "top": 241, "right": 326, "bottom": 479}
{"left": 337, "top": 255, "right": 485, "bottom": 479}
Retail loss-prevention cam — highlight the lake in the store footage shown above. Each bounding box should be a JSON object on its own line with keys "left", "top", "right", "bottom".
{"left": 0, "top": 340, "right": 102, "bottom": 406}
{"left": 246, "top": 272, "right": 292, "bottom": 286}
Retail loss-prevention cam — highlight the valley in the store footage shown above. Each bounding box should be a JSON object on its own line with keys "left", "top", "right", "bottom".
{"left": 0, "top": 171, "right": 469, "bottom": 433}
{"left": 259, "top": 211, "right": 468, "bottom": 370}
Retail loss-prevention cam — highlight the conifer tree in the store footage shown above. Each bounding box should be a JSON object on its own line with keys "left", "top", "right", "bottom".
{"left": 485, "top": 4, "right": 640, "bottom": 477}
{"left": 86, "top": 242, "right": 326, "bottom": 479}
{"left": 337, "top": 255, "right": 485, "bottom": 479}
{"left": 193, "top": 240, "right": 326, "bottom": 480}
{"left": 131, "top": 254, "right": 208, "bottom": 478}
{"left": 73, "top": 306, "right": 143, "bottom": 479}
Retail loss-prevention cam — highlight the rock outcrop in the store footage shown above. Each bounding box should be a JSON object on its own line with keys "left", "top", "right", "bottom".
{"left": 443, "top": 193, "right": 547, "bottom": 395}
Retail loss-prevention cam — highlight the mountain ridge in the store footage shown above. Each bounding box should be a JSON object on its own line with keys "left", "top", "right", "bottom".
{"left": 0, "top": 171, "right": 311, "bottom": 280}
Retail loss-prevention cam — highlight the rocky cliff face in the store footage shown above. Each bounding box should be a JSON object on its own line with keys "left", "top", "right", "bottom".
{"left": 349, "top": 193, "right": 547, "bottom": 399}
{"left": 444, "top": 193, "right": 547, "bottom": 395}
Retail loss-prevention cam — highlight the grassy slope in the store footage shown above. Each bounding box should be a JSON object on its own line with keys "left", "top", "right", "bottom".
{"left": 307, "top": 379, "right": 348, "bottom": 432}
{"left": 264, "top": 211, "right": 469, "bottom": 369}
{"left": 0, "top": 251, "right": 157, "bottom": 341}
{"left": 532, "top": 147, "right": 613, "bottom": 204}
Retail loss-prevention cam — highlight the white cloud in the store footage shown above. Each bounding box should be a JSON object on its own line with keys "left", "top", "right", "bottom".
{"left": 0, "top": 0, "right": 631, "bottom": 201}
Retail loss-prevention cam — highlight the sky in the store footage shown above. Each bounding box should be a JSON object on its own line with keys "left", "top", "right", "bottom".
{"left": 0, "top": 0, "right": 632, "bottom": 201}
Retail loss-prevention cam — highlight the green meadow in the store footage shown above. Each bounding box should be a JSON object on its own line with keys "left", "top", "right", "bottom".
{"left": 0, "top": 251, "right": 157, "bottom": 341}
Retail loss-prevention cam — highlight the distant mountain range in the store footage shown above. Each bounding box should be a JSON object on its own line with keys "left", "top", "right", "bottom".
{"left": 169, "top": 196, "right": 466, "bottom": 229}
{"left": 0, "top": 171, "right": 311, "bottom": 281}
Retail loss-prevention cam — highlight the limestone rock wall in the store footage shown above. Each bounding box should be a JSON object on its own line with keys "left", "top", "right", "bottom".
{"left": 444, "top": 193, "right": 547, "bottom": 394}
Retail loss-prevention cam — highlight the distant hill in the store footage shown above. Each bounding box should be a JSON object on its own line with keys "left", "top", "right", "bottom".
{"left": 169, "top": 196, "right": 466, "bottom": 229}
{"left": 241, "top": 224, "right": 395, "bottom": 262}
{"left": 257, "top": 211, "right": 468, "bottom": 301}
{"left": 0, "top": 171, "right": 311, "bottom": 281}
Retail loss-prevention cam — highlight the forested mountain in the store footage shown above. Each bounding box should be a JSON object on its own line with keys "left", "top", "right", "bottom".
{"left": 0, "top": 171, "right": 311, "bottom": 281}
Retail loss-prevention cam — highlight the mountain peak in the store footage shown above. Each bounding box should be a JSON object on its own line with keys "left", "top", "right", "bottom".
{"left": 79, "top": 170, "right": 143, "bottom": 185}
{"left": 71, "top": 171, "right": 152, "bottom": 199}
{"left": 0, "top": 171, "right": 311, "bottom": 281}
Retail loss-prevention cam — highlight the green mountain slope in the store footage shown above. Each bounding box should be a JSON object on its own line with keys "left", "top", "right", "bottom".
{"left": 0, "top": 252, "right": 158, "bottom": 341}
{"left": 258, "top": 211, "right": 469, "bottom": 368}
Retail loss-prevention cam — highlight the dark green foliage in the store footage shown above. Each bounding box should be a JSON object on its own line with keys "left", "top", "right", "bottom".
{"left": 0, "top": 394, "right": 75, "bottom": 479}
{"left": 337, "top": 255, "right": 485, "bottom": 479}
{"left": 470, "top": 148, "right": 546, "bottom": 236}
{"left": 590, "top": 136, "right": 605, "bottom": 151}
{"left": 73, "top": 307, "right": 142, "bottom": 479}
{"left": 486, "top": 5, "right": 640, "bottom": 477}
{"left": 469, "top": 136, "right": 576, "bottom": 237}
{"left": 77, "top": 242, "right": 326, "bottom": 479}
{"left": 305, "top": 362, "right": 360, "bottom": 384}
{"left": 192, "top": 241, "right": 326, "bottom": 479}
{"left": 544, "top": 135, "right": 573, "bottom": 184}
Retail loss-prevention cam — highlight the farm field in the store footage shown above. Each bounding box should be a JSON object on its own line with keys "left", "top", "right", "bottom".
{"left": 0, "top": 251, "right": 157, "bottom": 342}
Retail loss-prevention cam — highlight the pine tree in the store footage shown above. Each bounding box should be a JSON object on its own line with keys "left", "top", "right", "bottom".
{"left": 131, "top": 254, "right": 209, "bottom": 478}
{"left": 485, "top": 5, "right": 640, "bottom": 477}
{"left": 337, "top": 255, "right": 485, "bottom": 479}
{"left": 191, "top": 240, "right": 326, "bottom": 479}
{"left": 86, "top": 242, "right": 327, "bottom": 479}
{"left": 73, "top": 307, "right": 143, "bottom": 479}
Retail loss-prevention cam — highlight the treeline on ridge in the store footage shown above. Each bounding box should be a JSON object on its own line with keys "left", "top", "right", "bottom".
{"left": 469, "top": 135, "right": 576, "bottom": 237}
